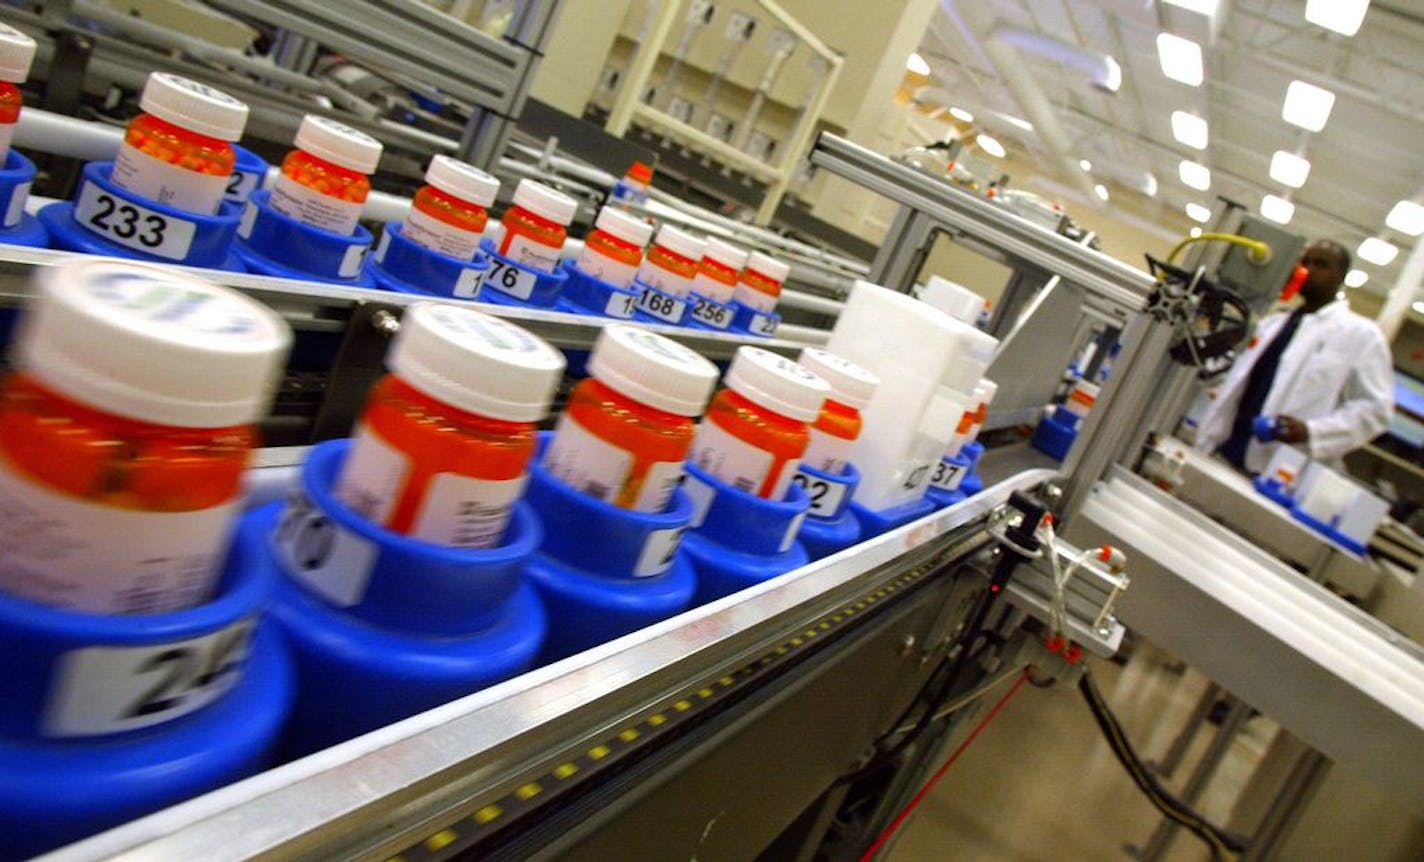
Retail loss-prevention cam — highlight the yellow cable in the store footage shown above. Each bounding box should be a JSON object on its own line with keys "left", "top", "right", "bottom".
{"left": 1167, "top": 232, "right": 1272, "bottom": 267}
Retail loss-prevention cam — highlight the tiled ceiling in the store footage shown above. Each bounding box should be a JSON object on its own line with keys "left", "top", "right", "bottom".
{"left": 916, "top": 0, "right": 1424, "bottom": 296}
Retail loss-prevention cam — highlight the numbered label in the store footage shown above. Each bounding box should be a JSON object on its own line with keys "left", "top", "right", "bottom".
{"left": 634, "top": 526, "right": 684, "bottom": 577}
{"left": 604, "top": 290, "right": 638, "bottom": 319}
{"left": 780, "top": 511, "right": 807, "bottom": 553}
{"left": 373, "top": 229, "right": 392, "bottom": 264}
{"left": 453, "top": 264, "right": 486, "bottom": 299}
{"left": 271, "top": 489, "right": 378, "bottom": 607}
{"left": 483, "top": 257, "right": 539, "bottom": 301}
{"left": 637, "top": 288, "right": 685, "bottom": 324}
{"left": 339, "top": 243, "right": 369, "bottom": 278}
{"left": 45, "top": 619, "right": 254, "bottom": 736}
{"left": 791, "top": 470, "right": 849, "bottom": 518}
{"left": 75, "top": 181, "right": 197, "bottom": 260}
{"left": 691, "top": 296, "right": 733, "bottom": 329}
{"left": 750, "top": 312, "right": 778, "bottom": 337}
{"left": 225, "top": 170, "right": 262, "bottom": 204}
{"left": 930, "top": 458, "right": 967, "bottom": 492}
{"left": 683, "top": 473, "right": 716, "bottom": 528}
{"left": 4, "top": 180, "right": 29, "bottom": 228}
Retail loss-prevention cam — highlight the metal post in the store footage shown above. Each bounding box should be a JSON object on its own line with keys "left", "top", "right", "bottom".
{"left": 1152, "top": 682, "right": 1221, "bottom": 778}
{"left": 606, "top": 0, "right": 682, "bottom": 137}
{"left": 1240, "top": 750, "right": 1331, "bottom": 862}
{"left": 869, "top": 208, "right": 936, "bottom": 292}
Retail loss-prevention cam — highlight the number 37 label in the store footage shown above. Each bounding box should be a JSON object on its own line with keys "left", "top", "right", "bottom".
{"left": 44, "top": 618, "right": 254, "bottom": 736}
{"left": 75, "top": 181, "right": 197, "bottom": 261}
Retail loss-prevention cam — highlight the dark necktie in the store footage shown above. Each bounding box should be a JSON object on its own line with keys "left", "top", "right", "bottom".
{"left": 1218, "top": 309, "right": 1305, "bottom": 471}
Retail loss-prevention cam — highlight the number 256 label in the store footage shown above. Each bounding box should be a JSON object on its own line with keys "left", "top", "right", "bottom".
{"left": 45, "top": 619, "right": 254, "bottom": 736}
{"left": 74, "top": 181, "right": 198, "bottom": 261}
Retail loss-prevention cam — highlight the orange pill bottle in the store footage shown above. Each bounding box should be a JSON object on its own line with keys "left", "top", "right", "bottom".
{"left": 110, "top": 72, "right": 250, "bottom": 215}
{"left": 945, "top": 378, "right": 997, "bottom": 458}
{"left": 402, "top": 154, "right": 500, "bottom": 261}
{"left": 268, "top": 114, "right": 383, "bottom": 236}
{"left": 0, "top": 259, "right": 291, "bottom": 614}
{"left": 336, "top": 303, "right": 565, "bottom": 548}
{"left": 497, "top": 178, "right": 577, "bottom": 274}
{"left": 575, "top": 205, "right": 653, "bottom": 288}
{"left": 637, "top": 224, "right": 704, "bottom": 298}
{"left": 543, "top": 325, "right": 719, "bottom": 512}
{"left": 0, "top": 24, "right": 36, "bottom": 164}
{"left": 692, "top": 346, "right": 830, "bottom": 500}
{"left": 733, "top": 251, "right": 791, "bottom": 314}
{"left": 796, "top": 348, "right": 880, "bottom": 475}
{"left": 690, "top": 237, "right": 748, "bottom": 304}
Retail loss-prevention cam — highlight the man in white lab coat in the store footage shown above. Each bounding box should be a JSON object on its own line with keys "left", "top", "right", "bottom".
{"left": 1195, "top": 240, "right": 1393, "bottom": 474}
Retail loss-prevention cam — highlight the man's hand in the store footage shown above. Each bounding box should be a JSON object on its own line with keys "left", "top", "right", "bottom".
{"left": 1277, "top": 414, "right": 1309, "bottom": 444}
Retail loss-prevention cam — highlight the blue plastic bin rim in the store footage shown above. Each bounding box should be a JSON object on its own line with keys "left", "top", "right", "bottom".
{"left": 246, "top": 188, "right": 375, "bottom": 246}
{"left": 478, "top": 237, "right": 570, "bottom": 283}
{"left": 303, "top": 439, "right": 543, "bottom": 567}
{"left": 559, "top": 258, "right": 640, "bottom": 292}
{"left": 529, "top": 431, "right": 695, "bottom": 526}
{"left": 231, "top": 143, "right": 269, "bottom": 171}
{"left": 380, "top": 220, "right": 493, "bottom": 271}
{"left": 684, "top": 460, "right": 811, "bottom": 518}
{"left": 81, "top": 161, "right": 245, "bottom": 227}
{"left": 1, "top": 148, "right": 33, "bottom": 175}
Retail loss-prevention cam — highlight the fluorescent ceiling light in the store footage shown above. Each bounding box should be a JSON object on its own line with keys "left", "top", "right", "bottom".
{"left": 1386, "top": 200, "right": 1424, "bottom": 236}
{"left": 1190, "top": 226, "right": 1204, "bottom": 238}
{"left": 1413, "top": 300, "right": 1424, "bottom": 314}
{"left": 1142, "top": 172, "right": 1159, "bottom": 197}
{"left": 1270, "top": 151, "right": 1311, "bottom": 188}
{"left": 948, "top": 106, "right": 975, "bottom": 123}
{"left": 1305, "top": 0, "right": 1370, "bottom": 37}
{"left": 1094, "top": 184, "right": 1110, "bottom": 201}
{"left": 1002, "top": 114, "right": 1034, "bottom": 132}
{"left": 1079, "top": 159, "right": 1092, "bottom": 172}
{"left": 1100, "top": 56, "right": 1123, "bottom": 93}
{"left": 1344, "top": 269, "right": 1368, "bottom": 288}
{"left": 1179, "top": 159, "right": 1211, "bottom": 190}
{"left": 1185, "top": 202, "right": 1212, "bottom": 223}
{"left": 1359, "top": 237, "right": 1398, "bottom": 266}
{"left": 1170, "top": 110, "right": 1209, "bottom": 149}
{"left": 1165, "top": 0, "right": 1220, "bottom": 14}
{"left": 1282, "top": 80, "right": 1336, "bottom": 132}
{"left": 1261, "top": 194, "right": 1295, "bottom": 224}
{"left": 1157, "top": 33, "right": 1204, "bottom": 86}
{"left": 907, "top": 52, "right": 931, "bottom": 75}
{"left": 976, "top": 134, "right": 1006, "bottom": 158}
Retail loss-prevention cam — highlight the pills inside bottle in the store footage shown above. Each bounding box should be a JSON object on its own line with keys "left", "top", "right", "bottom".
{"left": 336, "top": 304, "right": 565, "bottom": 548}
{"left": 497, "top": 179, "right": 578, "bottom": 274}
{"left": 111, "top": 72, "right": 250, "bottom": 215}
{"left": 543, "top": 325, "right": 719, "bottom": 512}
{"left": 402, "top": 154, "right": 500, "bottom": 261}
{"left": 0, "top": 24, "right": 36, "bottom": 165}
{"left": 0, "top": 259, "right": 291, "bottom": 614}
{"left": 268, "top": 114, "right": 383, "bottom": 236}
{"left": 796, "top": 348, "right": 880, "bottom": 475}
{"left": 691, "top": 237, "right": 749, "bottom": 305}
{"left": 637, "top": 224, "right": 704, "bottom": 299}
{"left": 575, "top": 205, "right": 653, "bottom": 288}
{"left": 692, "top": 347, "right": 830, "bottom": 500}
{"left": 733, "top": 251, "right": 791, "bottom": 314}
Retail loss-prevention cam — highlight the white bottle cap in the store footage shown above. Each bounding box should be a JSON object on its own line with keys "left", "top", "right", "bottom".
{"left": 919, "top": 275, "right": 983, "bottom": 327}
{"left": 651, "top": 224, "right": 704, "bottom": 260}
{"left": 512, "top": 179, "right": 578, "bottom": 226}
{"left": 702, "top": 237, "right": 748, "bottom": 271}
{"left": 797, "top": 347, "right": 879, "bottom": 410}
{"left": 139, "top": 72, "right": 249, "bottom": 141}
{"left": 389, "top": 303, "right": 565, "bottom": 423}
{"left": 744, "top": 251, "right": 790, "bottom": 284}
{"left": 974, "top": 378, "right": 999, "bottom": 406}
{"left": 725, "top": 346, "right": 830, "bottom": 422}
{"left": 593, "top": 205, "right": 653, "bottom": 247}
{"left": 0, "top": 24, "right": 36, "bottom": 84}
{"left": 16, "top": 259, "right": 291, "bottom": 428}
{"left": 294, "top": 114, "right": 383, "bottom": 174}
{"left": 424, "top": 155, "right": 499, "bottom": 207}
{"left": 588, "top": 325, "right": 719, "bottom": 416}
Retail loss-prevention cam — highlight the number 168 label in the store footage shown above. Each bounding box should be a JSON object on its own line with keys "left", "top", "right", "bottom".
{"left": 75, "top": 181, "right": 198, "bottom": 261}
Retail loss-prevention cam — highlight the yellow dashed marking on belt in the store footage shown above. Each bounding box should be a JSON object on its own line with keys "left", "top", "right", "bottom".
{"left": 649, "top": 713, "right": 667, "bottom": 726}
{"left": 790, "top": 637, "right": 803, "bottom": 646}
{"left": 554, "top": 763, "right": 579, "bottom": 780}
{"left": 719, "top": 676, "right": 735, "bottom": 687}
{"left": 619, "top": 728, "right": 640, "bottom": 742}
{"left": 473, "top": 804, "right": 503, "bottom": 824}
{"left": 804, "top": 629, "right": 817, "bottom": 638}
{"left": 832, "top": 615, "right": 842, "bottom": 623}
{"left": 845, "top": 608, "right": 856, "bottom": 616}
{"left": 698, "top": 687, "right": 714, "bottom": 698}
{"left": 776, "top": 646, "right": 788, "bottom": 655}
{"left": 819, "top": 622, "right": 830, "bottom": 630}
{"left": 516, "top": 782, "right": 542, "bottom": 801}
{"left": 674, "top": 699, "right": 692, "bottom": 711}
{"left": 387, "top": 856, "right": 407, "bottom": 862}
{"left": 425, "top": 829, "right": 458, "bottom": 851}
{"left": 760, "top": 656, "right": 773, "bottom": 665}
{"left": 589, "top": 744, "right": 611, "bottom": 760}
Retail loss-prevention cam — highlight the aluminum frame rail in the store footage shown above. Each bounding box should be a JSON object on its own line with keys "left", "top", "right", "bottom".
{"left": 42, "top": 469, "right": 1056, "bottom": 862}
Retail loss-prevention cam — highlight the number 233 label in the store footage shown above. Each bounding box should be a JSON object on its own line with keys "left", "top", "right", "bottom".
{"left": 75, "top": 181, "right": 198, "bottom": 261}
{"left": 45, "top": 618, "right": 254, "bottom": 736}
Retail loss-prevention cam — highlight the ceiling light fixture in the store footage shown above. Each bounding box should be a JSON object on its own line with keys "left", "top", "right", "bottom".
{"left": 1185, "top": 202, "right": 1212, "bottom": 223}
{"left": 1261, "top": 194, "right": 1295, "bottom": 224}
{"left": 1413, "top": 300, "right": 1424, "bottom": 315}
{"left": 976, "top": 134, "right": 1006, "bottom": 158}
{"left": 1190, "top": 226, "right": 1204, "bottom": 238}
{"left": 1079, "top": 158, "right": 1093, "bottom": 172}
{"left": 1269, "top": 151, "right": 1311, "bottom": 188}
{"left": 1094, "top": 184, "right": 1110, "bottom": 201}
{"left": 1359, "top": 237, "right": 1399, "bottom": 266}
{"left": 1002, "top": 114, "right": 1035, "bottom": 132}
{"left": 1282, "top": 80, "right": 1336, "bottom": 132}
{"left": 948, "top": 106, "right": 975, "bottom": 123}
{"left": 906, "top": 52, "right": 931, "bottom": 75}
{"left": 1179, "top": 159, "right": 1211, "bottom": 190}
{"left": 1171, "top": 110, "right": 1209, "bottom": 149}
{"left": 1344, "top": 269, "right": 1369, "bottom": 288}
{"left": 1386, "top": 200, "right": 1424, "bottom": 237}
{"left": 1157, "top": 33, "right": 1204, "bottom": 86}
{"left": 1305, "top": 0, "right": 1370, "bottom": 37}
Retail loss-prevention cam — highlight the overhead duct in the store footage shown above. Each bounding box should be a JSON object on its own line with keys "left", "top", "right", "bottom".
{"left": 988, "top": 28, "right": 1122, "bottom": 94}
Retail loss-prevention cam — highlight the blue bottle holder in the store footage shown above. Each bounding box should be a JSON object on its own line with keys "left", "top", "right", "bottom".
{"left": 40, "top": 161, "right": 246, "bottom": 270}
{"left": 960, "top": 441, "right": 986, "bottom": 497}
{"left": 0, "top": 509, "right": 294, "bottom": 858}
{"left": 632, "top": 279, "right": 690, "bottom": 326}
{"left": 850, "top": 495, "right": 938, "bottom": 539}
{"left": 926, "top": 450, "right": 975, "bottom": 509}
{"left": 224, "top": 144, "right": 269, "bottom": 205}
{"left": 1030, "top": 406, "right": 1081, "bottom": 462}
{"left": 1289, "top": 505, "right": 1368, "bottom": 556}
{"left": 521, "top": 433, "right": 697, "bottom": 661}
{"left": 685, "top": 291, "right": 738, "bottom": 332}
{"left": 730, "top": 300, "right": 780, "bottom": 338}
{"left": 269, "top": 439, "right": 540, "bottom": 638}
{"left": 476, "top": 237, "right": 567, "bottom": 308}
{"left": 557, "top": 259, "right": 642, "bottom": 320}
{"left": 0, "top": 149, "right": 48, "bottom": 248}
{"left": 1252, "top": 476, "right": 1296, "bottom": 508}
{"left": 232, "top": 189, "right": 376, "bottom": 286}
{"left": 791, "top": 461, "right": 863, "bottom": 560}
{"left": 680, "top": 463, "right": 811, "bottom": 605}
{"left": 369, "top": 221, "right": 491, "bottom": 300}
